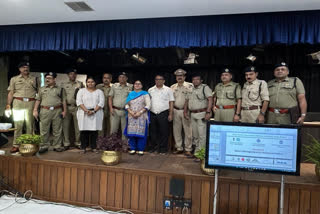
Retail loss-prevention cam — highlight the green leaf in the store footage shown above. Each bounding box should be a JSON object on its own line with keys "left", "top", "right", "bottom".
{"left": 16, "top": 134, "right": 42, "bottom": 145}
{"left": 303, "top": 134, "right": 320, "bottom": 165}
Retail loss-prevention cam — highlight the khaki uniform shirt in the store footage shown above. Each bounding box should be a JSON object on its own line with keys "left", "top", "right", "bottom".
{"left": 170, "top": 81, "right": 193, "bottom": 109}
{"left": 36, "top": 85, "right": 67, "bottom": 106}
{"left": 97, "top": 83, "right": 113, "bottom": 111}
{"left": 7, "top": 74, "right": 38, "bottom": 98}
{"left": 108, "top": 83, "right": 133, "bottom": 108}
{"left": 60, "top": 80, "right": 84, "bottom": 105}
{"left": 268, "top": 77, "right": 305, "bottom": 109}
{"left": 188, "top": 84, "right": 213, "bottom": 110}
{"left": 214, "top": 81, "right": 241, "bottom": 106}
{"left": 241, "top": 79, "right": 269, "bottom": 107}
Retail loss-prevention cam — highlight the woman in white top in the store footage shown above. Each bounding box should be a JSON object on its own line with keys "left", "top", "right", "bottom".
{"left": 76, "top": 76, "right": 104, "bottom": 153}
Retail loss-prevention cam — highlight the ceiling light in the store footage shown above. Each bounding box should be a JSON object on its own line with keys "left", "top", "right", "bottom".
{"left": 308, "top": 51, "right": 320, "bottom": 64}
{"left": 246, "top": 54, "right": 256, "bottom": 62}
{"left": 184, "top": 53, "right": 198, "bottom": 64}
{"left": 131, "top": 53, "right": 147, "bottom": 64}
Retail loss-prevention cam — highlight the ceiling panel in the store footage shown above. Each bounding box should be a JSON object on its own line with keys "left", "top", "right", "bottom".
{"left": 0, "top": 0, "right": 319, "bottom": 25}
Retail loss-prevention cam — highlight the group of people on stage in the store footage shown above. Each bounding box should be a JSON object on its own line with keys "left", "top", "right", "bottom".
{"left": 5, "top": 61, "right": 307, "bottom": 160}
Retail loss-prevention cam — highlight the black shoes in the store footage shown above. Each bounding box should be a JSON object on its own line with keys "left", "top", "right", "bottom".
{"left": 39, "top": 147, "right": 48, "bottom": 154}
{"left": 53, "top": 147, "right": 65, "bottom": 152}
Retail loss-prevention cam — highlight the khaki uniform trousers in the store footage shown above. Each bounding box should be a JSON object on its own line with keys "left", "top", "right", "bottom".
{"left": 62, "top": 106, "right": 80, "bottom": 147}
{"left": 39, "top": 108, "right": 63, "bottom": 149}
{"left": 99, "top": 109, "right": 111, "bottom": 137}
{"left": 267, "top": 111, "right": 291, "bottom": 124}
{"left": 241, "top": 109, "right": 260, "bottom": 123}
{"left": 214, "top": 108, "right": 235, "bottom": 122}
{"left": 191, "top": 112, "right": 207, "bottom": 152}
{"left": 173, "top": 109, "right": 192, "bottom": 152}
{"left": 110, "top": 109, "right": 126, "bottom": 140}
{"left": 12, "top": 99, "right": 35, "bottom": 146}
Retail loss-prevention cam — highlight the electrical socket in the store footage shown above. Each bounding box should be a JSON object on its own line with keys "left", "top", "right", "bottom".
{"left": 172, "top": 198, "right": 192, "bottom": 208}
{"left": 163, "top": 197, "right": 172, "bottom": 209}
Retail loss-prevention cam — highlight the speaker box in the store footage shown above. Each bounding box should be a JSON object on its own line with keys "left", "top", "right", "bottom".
{"left": 169, "top": 178, "right": 184, "bottom": 197}
{"left": 0, "top": 133, "right": 8, "bottom": 147}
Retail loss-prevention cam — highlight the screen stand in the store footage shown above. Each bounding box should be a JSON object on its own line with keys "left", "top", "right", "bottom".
{"left": 213, "top": 169, "right": 218, "bottom": 214}
{"left": 279, "top": 175, "right": 285, "bottom": 214}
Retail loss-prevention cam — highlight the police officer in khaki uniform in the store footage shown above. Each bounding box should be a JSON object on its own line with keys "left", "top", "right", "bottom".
{"left": 213, "top": 68, "right": 242, "bottom": 122}
{"left": 241, "top": 66, "right": 269, "bottom": 123}
{"left": 96, "top": 73, "right": 113, "bottom": 137}
{"left": 170, "top": 69, "right": 193, "bottom": 157}
{"left": 6, "top": 62, "right": 39, "bottom": 153}
{"left": 33, "top": 72, "right": 67, "bottom": 153}
{"left": 184, "top": 74, "right": 213, "bottom": 157}
{"left": 108, "top": 72, "right": 132, "bottom": 140}
{"left": 61, "top": 68, "right": 84, "bottom": 149}
{"left": 267, "top": 62, "right": 307, "bottom": 124}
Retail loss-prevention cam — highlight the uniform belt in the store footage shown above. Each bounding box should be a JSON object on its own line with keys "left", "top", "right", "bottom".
{"left": 112, "top": 106, "right": 125, "bottom": 110}
{"left": 67, "top": 104, "right": 77, "bottom": 107}
{"left": 41, "top": 105, "right": 62, "bottom": 110}
{"left": 14, "top": 97, "right": 36, "bottom": 102}
{"left": 174, "top": 106, "right": 184, "bottom": 110}
{"left": 268, "top": 107, "right": 289, "bottom": 114}
{"left": 190, "top": 108, "right": 207, "bottom": 113}
{"left": 215, "top": 105, "right": 235, "bottom": 110}
{"left": 241, "top": 106, "right": 260, "bottom": 110}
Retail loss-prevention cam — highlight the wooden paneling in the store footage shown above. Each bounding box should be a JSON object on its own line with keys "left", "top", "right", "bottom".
{"left": 107, "top": 171, "right": 115, "bottom": 207}
{"left": 0, "top": 156, "right": 320, "bottom": 214}
{"left": 239, "top": 184, "right": 248, "bottom": 214}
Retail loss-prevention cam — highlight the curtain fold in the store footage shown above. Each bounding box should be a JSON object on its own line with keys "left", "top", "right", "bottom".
{"left": 0, "top": 11, "right": 320, "bottom": 51}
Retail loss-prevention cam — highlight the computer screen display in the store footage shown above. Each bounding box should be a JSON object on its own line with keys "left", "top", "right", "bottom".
{"left": 205, "top": 122, "right": 301, "bottom": 175}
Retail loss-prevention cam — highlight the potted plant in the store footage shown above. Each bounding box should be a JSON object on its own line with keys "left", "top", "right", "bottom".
{"left": 97, "top": 132, "right": 126, "bottom": 166}
{"left": 16, "top": 134, "right": 42, "bottom": 156}
{"left": 304, "top": 134, "right": 320, "bottom": 180}
{"left": 194, "top": 148, "right": 215, "bottom": 176}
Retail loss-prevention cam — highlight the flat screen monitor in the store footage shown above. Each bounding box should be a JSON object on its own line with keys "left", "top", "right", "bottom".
{"left": 205, "top": 121, "right": 301, "bottom": 175}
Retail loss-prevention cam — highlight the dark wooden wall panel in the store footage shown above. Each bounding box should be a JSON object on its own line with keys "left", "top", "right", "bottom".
{"left": 268, "top": 187, "right": 279, "bottom": 214}
{"left": 0, "top": 156, "right": 320, "bottom": 214}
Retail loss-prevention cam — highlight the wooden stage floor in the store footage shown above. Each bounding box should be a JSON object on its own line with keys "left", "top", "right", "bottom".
{"left": 3, "top": 146, "right": 320, "bottom": 186}
{"left": 1, "top": 141, "right": 320, "bottom": 213}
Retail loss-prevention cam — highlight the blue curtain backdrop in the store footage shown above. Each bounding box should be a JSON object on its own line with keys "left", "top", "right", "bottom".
{"left": 0, "top": 11, "right": 320, "bottom": 52}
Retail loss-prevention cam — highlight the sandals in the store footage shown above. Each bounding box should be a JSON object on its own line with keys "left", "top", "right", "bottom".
{"left": 129, "top": 150, "right": 136, "bottom": 155}
{"left": 137, "top": 151, "right": 144, "bottom": 156}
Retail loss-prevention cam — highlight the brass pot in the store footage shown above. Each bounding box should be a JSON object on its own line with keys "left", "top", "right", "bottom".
{"left": 315, "top": 164, "right": 320, "bottom": 180}
{"left": 101, "top": 151, "right": 121, "bottom": 166}
{"left": 19, "top": 144, "right": 39, "bottom": 157}
{"left": 200, "top": 160, "right": 215, "bottom": 176}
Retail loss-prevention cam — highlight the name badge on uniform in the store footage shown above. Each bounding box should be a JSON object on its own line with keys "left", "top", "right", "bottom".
{"left": 49, "top": 107, "right": 54, "bottom": 110}
{"left": 23, "top": 98, "right": 29, "bottom": 102}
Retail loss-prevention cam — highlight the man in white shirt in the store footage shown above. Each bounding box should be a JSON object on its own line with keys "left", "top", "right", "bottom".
{"left": 148, "top": 75, "right": 174, "bottom": 154}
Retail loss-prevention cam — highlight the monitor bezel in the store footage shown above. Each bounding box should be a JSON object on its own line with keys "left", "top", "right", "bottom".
{"left": 205, "top": 121, "right": 301, "bottom": 176}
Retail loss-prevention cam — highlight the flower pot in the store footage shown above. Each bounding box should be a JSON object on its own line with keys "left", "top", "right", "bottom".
{"left": 19, "top": 144, "right": 39, "bottom": 157}
{"left": 101, "top": 151, "right": 122, "bottom": 166}
{"left": 315, "top": 164, "right": 320, "bottom": 181}
{"left": 200, "top": 160, "right": 215, "bottom": 176}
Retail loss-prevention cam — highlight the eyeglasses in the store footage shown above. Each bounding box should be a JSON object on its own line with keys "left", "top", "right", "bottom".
{"left": 155, "top": 79, "right": 164, "bottom": 81}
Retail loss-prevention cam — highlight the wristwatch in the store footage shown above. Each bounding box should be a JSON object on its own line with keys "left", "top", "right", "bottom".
{"left": 235, "top": 113, "right": 240, "bottom": 117}
{"left": 260, "top": 111, "right": 265, "bottom": 116}
{"left": 301, "top": 113, "right": 306, "bottom": 117}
